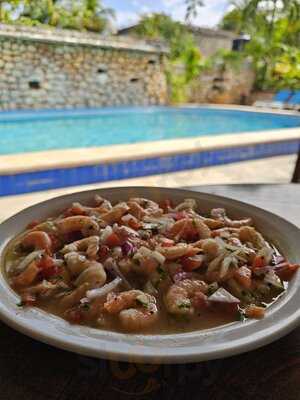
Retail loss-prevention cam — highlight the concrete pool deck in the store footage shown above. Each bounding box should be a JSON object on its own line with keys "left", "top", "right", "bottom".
{"left": 0, "top": 154, "right": 296, "bottom": 223}
{"left": 0, "top": 104, "right": 299, "bottom": 196}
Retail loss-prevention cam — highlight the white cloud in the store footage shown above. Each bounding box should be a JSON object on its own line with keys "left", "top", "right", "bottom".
{"left": 114, "top": 0, "right": 230, "bottom": 29}
{"left": 166, "top": 0, "right": 229, "bottom": 27}
{"left": 116, "top": 10, "right": 140, "bottom": 28}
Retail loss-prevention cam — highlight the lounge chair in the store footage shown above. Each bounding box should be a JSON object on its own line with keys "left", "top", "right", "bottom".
{"left": 286, "top": 91, "right": 300, "bottom": 111}
{"left": 254, "top": 90, "right": 293, "bottom": 109}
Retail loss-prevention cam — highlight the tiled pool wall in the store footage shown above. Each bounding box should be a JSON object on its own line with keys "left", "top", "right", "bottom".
{"left": 0, "top": 139, "right": 298, "bottom": 196}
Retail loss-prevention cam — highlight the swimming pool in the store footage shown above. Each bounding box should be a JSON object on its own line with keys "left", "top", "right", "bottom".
{"left": 1, "top": 106, "right": 300, "bottom": 155}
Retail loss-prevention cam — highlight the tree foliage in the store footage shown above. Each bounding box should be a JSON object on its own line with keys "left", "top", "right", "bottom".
{"left": 133, "top": 13, "right": 202, "bottom": 103}
{"left": 185, "top": 0, "right": 204, "bottom": 22}
{"left": 219, "top": 0, "right": 300, "bottom": 91}
{"left": 0, "top": 0, "right": 114, "bottom": 32}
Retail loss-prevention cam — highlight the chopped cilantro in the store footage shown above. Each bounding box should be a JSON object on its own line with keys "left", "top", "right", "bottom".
{"left": 237, "top": 308, "right": 246, "bottom": 322}
{"left": 136, "top": 295, "right": 150, "bottom": 308}
{"left": 133, "top": 258, "right": 140, "bottom": 266}
{"left": 81, "top": 303, "right": 90, "bottom": 311}
{"left": 207, "top": 283, "right": 218, "bottom": 296}
{"left": 156, "top": 266, "right": 167, "bottom": 279}
{"left": 177, "top": 300, "right": 191, "bottom": 309}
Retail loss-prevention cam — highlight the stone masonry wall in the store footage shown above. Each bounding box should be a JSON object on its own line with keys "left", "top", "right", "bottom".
{"left": 0, "top": 24, "right": 168, "bottom": 110}
{"left": 189, "top": 60, "right": 255, "bottom": 105}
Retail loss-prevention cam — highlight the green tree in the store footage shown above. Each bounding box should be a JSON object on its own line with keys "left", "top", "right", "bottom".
{"left": 133, "top": 13, "right": 202, "bottom": 103}
{"left": 0, "top": 0, "right": 114, "bottom": 33}
{"left": 219, "top": 8, "right": 244, "bottom": 32}
{"left": 219, "top": 0, "right": 300, "bottom": 90}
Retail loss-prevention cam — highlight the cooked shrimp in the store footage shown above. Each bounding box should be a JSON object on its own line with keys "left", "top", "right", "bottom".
{"left": 75, "top": 261, "right": 106, "bottom": 288}
{"left": 56, "top": 216, "right": 99, "bottom": 236}
{"left": 21, "top": 231, "right": 52, "bottom": 254}
{"left": 200, "top": 217, "right": 224, "bottom": 230}
{"left": 174, "top": 198, "right": 197, "bottom": 211}
{"left": 201, "top": 238, "right": 220, "bottom": 260}
{"left": 21, "top": 280, "right": 64, "bottom": 298}
{"left": 64, "top": 252, "right": 88, "bottom": 276}
{"left": 12, "top": 260, "right": 40, "bottom": 287}
{"left": 211, "top": 208, "right": 252, "bottom": 228}
{"left": 69, "top": 200, "right": 112, "bottom": 217}
{"left": 64, "top": 253, "right": 106, "bottom": 283}
{"left": 61, "top": 236, "right": 99, "bottom": 259}
{"left": 211, "top": 227, "right": 240, "bottom": 238}
{"left": 128, "top": 201, "right": 147, "bottom": 219}
{"left": 168, "top": 218, "right": 211, "bottom": 241}
{"left": 156, "top": 243, "right": 200, "bottom": 260}
{"left": 239, "top": 226, "right": 266, "bottom": 249}
{"left": 94, "top": 195, "right": 112, "bottom": 210}
{"left": 60, "top": 283, "right": 90, "bottom": 310}
{"left": 164, "top": 279, "right": 208, "bottom": 315}
{"left": 101, "top": 202, "right": 129, "bottom": 224}
{"left": 129, "top": 198, "right": 162, "bottom": 216}
{"left": 104, "top": 290, "right": 158, "bottom": 331}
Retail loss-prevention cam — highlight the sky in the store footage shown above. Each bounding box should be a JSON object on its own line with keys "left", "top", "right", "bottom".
{"left": 102, "top": 0, "right": 231, "bottom": 29}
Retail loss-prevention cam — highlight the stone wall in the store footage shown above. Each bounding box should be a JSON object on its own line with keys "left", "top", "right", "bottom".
{"left": 0, "top": 24, "right": 168, "bottom": 110}
{"left": 189, "top": 60, "right": 255, "bottom": 105}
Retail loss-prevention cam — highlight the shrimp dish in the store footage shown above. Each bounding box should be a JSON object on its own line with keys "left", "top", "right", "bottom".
{"left": 2, "top": 195, "right": 298, "bottom": 333}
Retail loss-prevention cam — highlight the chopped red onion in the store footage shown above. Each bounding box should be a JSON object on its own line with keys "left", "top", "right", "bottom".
{"left": 273, "top": 255, "right": 285, "bottom": 265}
{"left": 121, "top": 241, "right": 135, "bottom": 256}
{"left": 173, "top": 271, "right": 193, "bottom": 282}
{"left": 86, "top": 277, "right": 122, "bottom": 300}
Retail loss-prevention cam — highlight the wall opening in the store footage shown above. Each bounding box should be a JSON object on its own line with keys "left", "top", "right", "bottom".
{"left": 148, "top": 59, "right": 156, "bottom": 65}
{"left": 28, "top": 80, "right": 41, "bottom": 89}
{"left": 130, "top": 78, "right": 139, "bottom": 83}
{"left": 97, "top": 68, "right": 107, "bottom": 74}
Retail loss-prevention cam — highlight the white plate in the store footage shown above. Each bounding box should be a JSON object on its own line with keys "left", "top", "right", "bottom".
{"left": 0, "top": 187, "right": 299, "bottom": 364}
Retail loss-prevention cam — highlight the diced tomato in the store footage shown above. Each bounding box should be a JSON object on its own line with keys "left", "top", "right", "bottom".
{"left": 105, "top": 232, "right": 122, "bottom": 247}
{"left": 252, "top": 255, "right": 265, "bottom": 269}
{"left": 173, "top": 212, "right": 188, "bottom": 221}
{"left": 37, "top": 255, "right": 61, "bottom": 279}
{"left": 127, "top": 218, "right": 141, "bottom": 230}
{"left": 234, "top": 266, "right": 252, "bottom": 289}
{"left": 98, "top": 245, "right": 110, "bottom": 260}
{"left": 192, "top": 292, "right": 208, "bottom": 309}
{"left": 41, "top": 266, "right": 61, "bottom": 279}
{"left": 275, "top": 263, "right": 299, "bottom": 281}
{"left": 160, "top": 238, "right": 175, "bottom": 247}
{"left": 48, "top": 234, "right": 60, "bottom": 252}
{"left": 181, "top": 255, "right": 205, "bottom": 271}
{"left": 245, "top": 305, "right": 265, "bottom": 319}
{"left": 38, "top": 254, "right": 55, "bottom": 270}
{"left": 26, "top": 220, "right": 40, "bottom": 229}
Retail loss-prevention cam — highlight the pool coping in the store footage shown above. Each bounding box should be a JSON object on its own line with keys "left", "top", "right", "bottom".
{"left": 1, "top": 126, "right": 299, "bottom": 175}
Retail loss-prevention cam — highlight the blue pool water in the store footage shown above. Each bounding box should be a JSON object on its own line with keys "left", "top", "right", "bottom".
{"left": 0, "top": 106, "right": 299, "bottom": 155}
